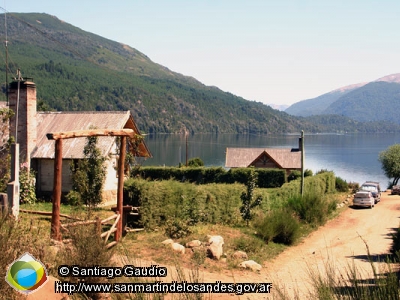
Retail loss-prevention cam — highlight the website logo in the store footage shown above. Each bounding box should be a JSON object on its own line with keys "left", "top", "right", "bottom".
{"left": 5, "top": 252, "right": 48, "bottom": 294}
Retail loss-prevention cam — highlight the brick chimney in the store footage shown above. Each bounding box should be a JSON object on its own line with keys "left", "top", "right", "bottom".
{"left": 8, "top": 79, "right": 37, "bottom": 170}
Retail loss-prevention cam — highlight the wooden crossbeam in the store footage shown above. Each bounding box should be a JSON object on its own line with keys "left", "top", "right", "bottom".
{"left": 46, "top": 129, "right": 135, "bottom": 140}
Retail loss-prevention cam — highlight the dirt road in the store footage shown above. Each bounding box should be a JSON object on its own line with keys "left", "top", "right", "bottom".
{"left": 193, "top": 191, "right": 400, "bottom": 299}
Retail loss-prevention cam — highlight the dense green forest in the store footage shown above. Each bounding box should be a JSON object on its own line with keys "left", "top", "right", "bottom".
{"left": 0, "top": 13, "right": 399, "bottom": 134}
{"left": 324, "top": 81, "right": 400, "bottom": 124}
{"left": 285, "top": 89, "right": 356, "bottom": 117}
{"left": 285, "top": 77, "right": 400, "bottom": 126}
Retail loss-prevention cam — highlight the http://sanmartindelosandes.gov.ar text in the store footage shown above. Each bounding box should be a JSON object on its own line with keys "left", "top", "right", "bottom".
{"left": 55, "top": 280, "right": 272, "bottom": 295}
{"left": 56, "top": 265, "right": 272, "bottom": 295}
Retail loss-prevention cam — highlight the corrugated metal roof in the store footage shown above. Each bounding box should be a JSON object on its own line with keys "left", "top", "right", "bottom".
{"left": 225, "top": 147, "right": 301, "bottom": 169}
{"left": 32, "top": 111, "right": 150, "bottom": 159}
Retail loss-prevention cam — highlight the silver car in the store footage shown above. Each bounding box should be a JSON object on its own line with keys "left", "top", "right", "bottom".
{"left": 353, "top": 191, "right": 375, "bottom": 208}
{"left": 360, "top": 181, "right": 381, "bottom": 204}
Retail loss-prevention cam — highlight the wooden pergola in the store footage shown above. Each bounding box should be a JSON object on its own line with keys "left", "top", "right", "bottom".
{"left": 47, "top": 129, "right": 135, "bottom": 242}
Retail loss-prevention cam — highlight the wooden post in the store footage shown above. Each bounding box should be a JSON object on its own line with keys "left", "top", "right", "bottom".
{"left": 300, "top": 130, "right": 305, "bottom": 197}
{"left": 115, "top": 136, "right": 126, "bottom": 241}
{"left": 95, "top": 216, "right": 102, "bottom": 236}
{"left": 51, "top": 139, "right": 62, "bottom": 241}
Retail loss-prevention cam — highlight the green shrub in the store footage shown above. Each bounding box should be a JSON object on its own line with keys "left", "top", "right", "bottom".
{"left": 19, "top": 167, "right": 37, "bottom": 204}
{"left": 187, "top": 157, "right": 204, "bottom": 167}
{"left": 255, "top": 209, "right": 300, "bottom": 245}
{"left": 64, "top": 190, "right": 82, "bottom": 206}
{"left": 335, "top": 176, "right": 349, "bottom": 192}
{"left": 390, "top": 226, "right": 400, "bottom": 256}
{"left": 240, "top": 169, "right": 262, "bottom": 226}
{"left": 304, "top": 169, "right": 313, "bottom": 177}
{"left": 288, "top": 170, "right": 301, "bottom": 182}
{"left": 164, "top": 219, "right": 192, "bottom": 239}
{"left": 232, "top": 235, "right": 265, "bottom": 254}
{"left": 348, "top": 182, "right": 360, "bottom": 194}
{"left": 287, "top": 192, "right": 337, "bottom": 226}
{"left": 256, "top": 168, "right": 286, "bottom": 188}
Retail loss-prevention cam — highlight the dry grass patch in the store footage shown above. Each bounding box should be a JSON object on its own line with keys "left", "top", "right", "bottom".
{"left": 119, "top": 223, "right": 287, "bottom": 273}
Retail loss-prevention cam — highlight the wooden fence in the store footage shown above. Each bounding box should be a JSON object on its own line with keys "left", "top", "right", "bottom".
{"left": 20, "top": 209, "right": 120, "bottom": 249}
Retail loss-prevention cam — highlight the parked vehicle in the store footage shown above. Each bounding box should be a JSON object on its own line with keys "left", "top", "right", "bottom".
{"left": 392, "top": 185, "right": 400, "bottom": 195}
{"left": 360, "top": 181, "right": 381, "bottom": 203}
{"left": 353, "top": 191, "right": 375, "bottom": 208}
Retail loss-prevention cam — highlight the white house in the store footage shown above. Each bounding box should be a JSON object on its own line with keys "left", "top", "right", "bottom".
{"left": 8, "top": 79, "right": 151, "bottom": 202}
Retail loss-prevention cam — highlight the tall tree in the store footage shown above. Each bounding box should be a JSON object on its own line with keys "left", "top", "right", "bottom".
{"left": 379, "top": 144, "right": 400, "bottom": 187}
{"left": 70, "top": 136, "right": 107, "bottom": 210}
{"left": 240, "top": 170, "right": 263, "bottom": 226}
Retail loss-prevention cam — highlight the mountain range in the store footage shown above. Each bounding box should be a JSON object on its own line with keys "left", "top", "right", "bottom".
{"left": 1, "top": 13, "right": 400, "bottom": 134}
{"left": 285, "top": 74, "right": 400, "bottom": 124}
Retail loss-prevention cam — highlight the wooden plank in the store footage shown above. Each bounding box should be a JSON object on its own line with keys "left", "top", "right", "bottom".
{"left": 105, "top": 214, "right": 120, "bottom": 244}
{"left": 125, "top": 228, "right": 144, "bottom": 232}
{"left": 100, "top": 214, "right": 118, "bottom": 224}
{"left": 20, "top": 209, "right": 82, "bottom": 220}
{"left": 101, "top": 227, "right": 117, "bottom": 238}
{"left": 60, "top": 224, "right": 69, "bottom": 232}
{"left": 46, "top": 129, "right": 135, "bottom": 140}
{"left": 106, "top": 241, "right": 118, "bottom": 249}
{"left": 63, "top": 219, "right": 98, "bottom": 227}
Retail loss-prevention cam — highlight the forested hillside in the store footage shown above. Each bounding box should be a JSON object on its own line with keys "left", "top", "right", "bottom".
{"left": 323, "top": 81, "right": 400, "bottom": 124}
{"left": 1, "top": 13, "right": 399, "bottom": 134}
{"left": 285, "top": 74, "right": 400, "bottom": 125}
{"left": 285, "top": 90, "right": 353, "bottom": 117}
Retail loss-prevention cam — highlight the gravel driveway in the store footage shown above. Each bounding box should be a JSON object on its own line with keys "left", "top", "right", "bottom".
{"left": 202, "top": 191, "right": 400, "bottom": 299}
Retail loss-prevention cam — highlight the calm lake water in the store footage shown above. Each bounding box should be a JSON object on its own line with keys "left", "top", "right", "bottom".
{"left": 141, "top": 133, "right": 400, "bottom": 189}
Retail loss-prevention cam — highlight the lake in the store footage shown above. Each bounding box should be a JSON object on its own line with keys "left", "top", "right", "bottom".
{"left": 141, "top": 133, "right": 400, "bottom": 189}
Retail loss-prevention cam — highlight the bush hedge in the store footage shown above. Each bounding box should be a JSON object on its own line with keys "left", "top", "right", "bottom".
{"left": 124, "top": 179, "right": 244, "bottom": 230}
{"left": 131, "top": 166, "right": 286, "bottom": 188}
{"left": 124, "top": 171, "right": 337, "bottom": 231}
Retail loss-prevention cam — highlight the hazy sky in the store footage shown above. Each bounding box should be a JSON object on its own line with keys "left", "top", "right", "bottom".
{"left": 3, "top": 1, "right": 400, "bottom": 105}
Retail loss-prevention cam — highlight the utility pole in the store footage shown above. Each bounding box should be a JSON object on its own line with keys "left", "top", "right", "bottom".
{"left": 300, "top": 130, "right": 305, "bottom": 196}
{"left": 185, "top": 130, "right": 188, "bottom": 167}
{"left": 5, "top": 11, "right": 8, "bottom": 105}
{"left": 15, "top": 69, "right": 22, "bottom": 143}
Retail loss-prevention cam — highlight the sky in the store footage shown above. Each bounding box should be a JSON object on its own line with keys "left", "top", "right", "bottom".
{"left": 2, "top": 0, "right": 400, "bottom": 106}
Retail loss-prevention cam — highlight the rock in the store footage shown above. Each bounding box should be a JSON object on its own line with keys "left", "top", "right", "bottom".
{"left": 239, "top": 260, "right": 262, "bottom": 272}
{"left": 232, "top": 250, "right": 248, "bottom": 260}
{"left": 171, "top": 243, "right": 185, "bottom": 254}
{"left": 161, "top": 238, "right": 174, "bottom": 245}
{"left": 186, "top": 240, "right": 202, "bottom": 248}
{"left": 206, "top": 235, "right": 224, "bottom": 260}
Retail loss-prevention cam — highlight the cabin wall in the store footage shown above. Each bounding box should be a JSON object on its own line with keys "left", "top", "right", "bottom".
{"left": 33, "top": 157, "right": 118, "bottom": 203}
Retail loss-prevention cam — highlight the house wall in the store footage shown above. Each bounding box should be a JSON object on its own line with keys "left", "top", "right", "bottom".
{"left": 34, "top": 157, "right": 119, "bottom": 203}
{"left": 251, "top": 160, "right": 279, "bottom": 169}
{"left": 102, "top": 153, "right": 119, "bottom": 203}
{"left": 35, "top": 159, "right": 74, "bottom": 193}
{"left": 251, "top": 153, "right": 280, "bottom": 169}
